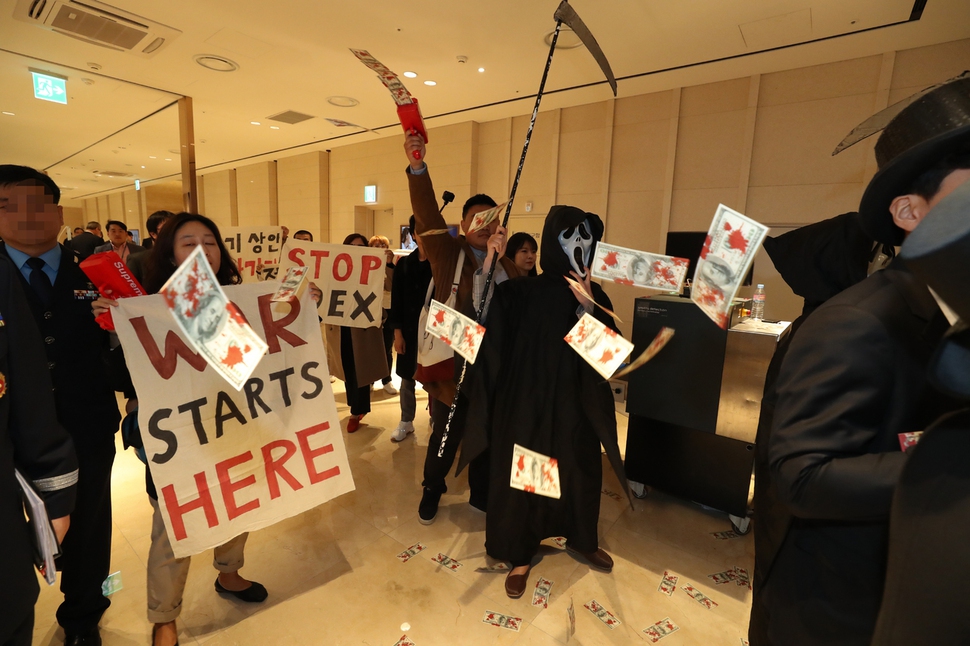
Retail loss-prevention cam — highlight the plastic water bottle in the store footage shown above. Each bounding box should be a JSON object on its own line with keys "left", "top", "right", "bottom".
{"left": 750, "top": 284, "right": 766, "bottom": 320}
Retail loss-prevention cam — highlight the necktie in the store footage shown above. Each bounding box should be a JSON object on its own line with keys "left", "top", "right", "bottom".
{"left": 26, "top": 257, "right": 54, "bottom": 306}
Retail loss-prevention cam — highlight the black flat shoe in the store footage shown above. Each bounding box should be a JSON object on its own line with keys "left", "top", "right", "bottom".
{"left": 214, "top": 577, "right": 269, "bottom": 602}
{"left": 65, "top": 629, "right": 101, "bottom": 646}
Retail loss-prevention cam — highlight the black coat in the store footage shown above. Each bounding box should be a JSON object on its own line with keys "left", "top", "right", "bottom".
{"left": 765, "top": 261, "right": 962, "bottom": 645}
{"left": 0, "top": 254, "right": 77, "bottom": 640}
{"left": 0, "top": 243, "right": 120, "bottom": 443}
{"left": 460, "top": 206, "right": 629, "bottom": 565}
{"left": 387, "top": 248, "right": 432, "bottom": 380}
{"left": 67, "top": 231, "right": 104, "bottom": 260}
{"left": 870, "top": 407, "right": 970, "bottom": 645}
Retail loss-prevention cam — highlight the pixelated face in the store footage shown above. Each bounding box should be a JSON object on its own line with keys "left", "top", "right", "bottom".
{"left": 0, "top": 182, "right": 63, "bottom": 248}
{"left": 558, "top": 219, "right": 594, "bottom": 278}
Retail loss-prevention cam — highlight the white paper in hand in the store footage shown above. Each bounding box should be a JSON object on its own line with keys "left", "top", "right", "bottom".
{"left": 510, "top": 444, "right": 561, "bottom": 499}
{"left": 159, "top": 246, "right": 268, "bottom": 390}
{"left": 691, "top": 205, "right": 768, "bottom": 328}
{"left": 425, "top": 299, "right": 486, "bottom": 364}
{"left": 564, "top": 313, "right": 633, "bottom": 379}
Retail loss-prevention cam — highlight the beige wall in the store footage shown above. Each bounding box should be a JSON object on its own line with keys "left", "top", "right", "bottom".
{"left": 182, "top": 37, "right": 970, "bottom": 331}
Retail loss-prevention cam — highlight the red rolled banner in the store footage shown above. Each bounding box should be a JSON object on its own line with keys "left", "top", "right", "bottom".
{"left": 80, "top": 252, "right": 147, "bottom": 331}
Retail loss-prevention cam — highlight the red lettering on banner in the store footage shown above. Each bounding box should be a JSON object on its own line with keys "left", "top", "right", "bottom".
{"left": 161, "top": 472, "right": 219, "bottom": 541}
{"left": 360, "top": 255, "right": 382, "bottom": 285}
{"left": 296, "top": 422, "right": 340, "bottom": 484}
{"left": 262, "top": 440, "right": 304, "bottom": 499}
{"left": 216, "top": 451, "right": 260, "bottom": 521}
{"left": 310, "top": 249, "right": 330, "bottom": 279}
{"left": 130, "top": 316, "right": 208, "bottom": 379}
{"left": 288, "top": 247, "right": 306, "bottom": 266}
{"left": 332, "top": 253, "right": 352, "bottom": 281}
{"left": 258, "top": 294, "right": 307, "bottom": 354}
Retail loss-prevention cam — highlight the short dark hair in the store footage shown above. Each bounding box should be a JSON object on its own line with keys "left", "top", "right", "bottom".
{"left": 293, "top": 229, "right": 313, "bottom": 240}
{"left": 911, "top": 148, "right": 970, "bottom": 201}
{"left": 408, "top": 215, "right": 416, "bottom": 236}
{"left": 146, "top": 210, "right": 175, "bottom": 235}
{"left": 343, "top": 233, "right": 369, "bottom": 246}
{"left": 505, "top": 232, "right": 538, "bottom": 259}
{"left": 86, "top": 221, "right": 101, "bottom": 231}
{"left": 73, "top": 227, "right": 84, "bottom": 233}
{"left": 106, "top": 219, "right": 127, "bottom": 232}
{"left": 461, "top": 194, "right": 497, "bottom": 218}
{"left": 143, "top": 212, "right": 242, "bottom": 294}
{"left": 0, "top": 164, "right": 60, "bottom": 204}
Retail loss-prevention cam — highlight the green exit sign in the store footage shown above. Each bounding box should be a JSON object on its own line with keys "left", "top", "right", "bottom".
{"left": 31, "top": 71, "right": 67, "bottom": 105}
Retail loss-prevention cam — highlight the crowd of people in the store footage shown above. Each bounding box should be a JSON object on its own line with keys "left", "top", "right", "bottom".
{"left": 1, "top": 74, "right": 969, "bottom": 646}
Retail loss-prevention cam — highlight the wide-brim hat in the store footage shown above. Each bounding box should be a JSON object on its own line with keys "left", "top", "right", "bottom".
{"left": 856, "top": 74, "right": 970, "bottom": 245}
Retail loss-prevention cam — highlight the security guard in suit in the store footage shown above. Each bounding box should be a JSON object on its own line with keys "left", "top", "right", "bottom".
{"left": 0, "top": 166, "right": 121, "bottom": 646}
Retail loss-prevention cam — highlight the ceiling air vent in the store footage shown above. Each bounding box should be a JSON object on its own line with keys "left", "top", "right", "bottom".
{"left": 93, "top": 170, "right": 134, "bottom": 178}
{"left": 268, "top": 110, "right": 316, "bottom": 125}
{"left": 13, "top": 0, "right": 180, "bottom": 58}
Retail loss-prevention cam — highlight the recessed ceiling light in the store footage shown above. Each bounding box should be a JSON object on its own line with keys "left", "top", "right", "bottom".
{"left": 327, "top": 96, "right": 359, "bottom": 108}
{"left": 250, "top": 121, "right": 261, "bottom": 125}
{"left": 164, "top": 158, "right": 172, "bottom": 161}
{"left": 194, "top": 55, "right": 239, "bottom": 72}
{"left": 81, "top": 78, "right": 95, "bottom": 85}
{"left": 270, "top": 126, "right": 280, "bottom": 130}
{"left": 86, "top": 62, "right": 102, "bottom": 71}
{"left": 424, "top": 80, "right": 436, "bottom": 86}
{"left": 141, "top": 165, "right": 146, "bottom": 169}
{"left": 545, "top": 27, "right": 582, "bottom": 49}
{"left": 1, "top": 111, "right": 14, "bottom": 116}
{"left": 403, "top": 71, "right": 417, "bottom": 78}
{"left": 149, "top": 156, "right": 157, "bottom": 159}
{"left": 478, "top": 67, "right": 485, "bottom": 73}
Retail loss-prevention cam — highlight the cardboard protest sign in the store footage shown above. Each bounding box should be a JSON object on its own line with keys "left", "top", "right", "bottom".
{"left": 222, "top": 226, "right": 284, "bottom": 282}
{"left": 278, "top": 241, "right": 384, "bottom": 328}
{"left": 114, "top": 284, "right": 354, "bottom": 557}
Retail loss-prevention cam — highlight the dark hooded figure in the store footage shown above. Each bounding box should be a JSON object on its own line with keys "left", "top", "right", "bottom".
{"left": 459, "top": 205, "right": 630, "bottom": 599}
{"left": 748, "top": 212, "right": 875, "bottom": 645}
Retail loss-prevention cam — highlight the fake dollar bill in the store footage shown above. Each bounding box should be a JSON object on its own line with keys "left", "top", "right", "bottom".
{"left": 350, "top": 49, "right": 413, "bottom": 106}
{"left": 510, "top": 444, "right": 561, "bottom": 499}
{"left": 159, "top": 245, "right": 268, "bottom": 390}
{"left": 643, "top": 617, "right": 679, "bottom": 642}
{"left": 691, "top": 204, "right": 769, "bottom": 329}
{"left": 592, "top": 241, "right": 689, "bottom": 292}
{"left": 482, "top": 610, "right": 522, "bottom": 631}
{"left": 612, "top": 326, "right": 675, "bottom": 379}
{"left": 584, "top": 599, "right": 621, "bottom": 629}
{"left": 465, "top": 201, "right": 508, "bottom": 235}
{"left": 425, "top": 299, "right": 486, "bottom": 364}
{"left": 532, "top": 576, "right": 554, "bottom": 608}
{"left": 564, "top": 313, "right": 634, "bottom": 379}
{"left": 271, "top": 266, "right": 308, "bottom": 302}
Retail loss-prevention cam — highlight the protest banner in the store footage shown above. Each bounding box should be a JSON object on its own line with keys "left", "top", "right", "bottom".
{"left": 222, "top": 226, "right": 284, "bottom": 281}
{"left": 278, "top": 240, "right": 385, "bottom": 328}
{"left": 114, "top": 283, "right": 354, "bottom": 557}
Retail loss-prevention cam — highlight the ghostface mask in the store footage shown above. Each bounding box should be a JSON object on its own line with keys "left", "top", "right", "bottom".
{"left": 559, "top": 219, "right": 594, "bottom": 278}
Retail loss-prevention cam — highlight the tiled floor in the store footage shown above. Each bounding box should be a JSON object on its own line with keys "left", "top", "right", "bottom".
{"left": 32, "top": 378, "right": 753, "bottom": 645}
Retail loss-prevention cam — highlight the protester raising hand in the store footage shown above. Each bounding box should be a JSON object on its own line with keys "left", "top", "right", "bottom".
{"left": 404, "top": 131, "right": 427, "bottom": 171}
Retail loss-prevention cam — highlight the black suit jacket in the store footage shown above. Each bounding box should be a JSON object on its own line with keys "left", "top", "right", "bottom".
{"left": 67, "top": 231, "right": 104, "bottom": 260}
{"left": 0, "top": 255, "right": 77, "bottom": 639}
{"left": 764, "top": 261, "right": 961, "bottom": 645}
{"left": 0, "top": 244, "right": 120, "bottom": 444}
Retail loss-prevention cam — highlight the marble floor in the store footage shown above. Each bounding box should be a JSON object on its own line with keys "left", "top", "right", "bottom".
{"left": 32, "top": 377, "right": 754, "bottom": 646}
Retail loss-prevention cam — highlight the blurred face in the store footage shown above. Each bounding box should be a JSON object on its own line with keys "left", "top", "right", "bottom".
{"left": 514, "top": 244, "right": 536, "bottom": 272}
{"left": 294, "top": 232, "right": 312, "bottom": 241}
{"left": 174, "top": 220, "right": 221, "bottom": 272}
{"left": 461, "top": 204, "right": 497, "bottom": 251}
{"left": 0, "top": 183, "right": 63, "bottom": 250}
{"left": 369, "top": 238, "right": 388, "bottom": 249}
{"left": 349, "top": 237, "right": 366, "bottom": 247}
{"left": 73, "top": 227, "right": 83, "bottom": 236}
{"left": 107, "top": 223, "right": 128, "bottom": 246}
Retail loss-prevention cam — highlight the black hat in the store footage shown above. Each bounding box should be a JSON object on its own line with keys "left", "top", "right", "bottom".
{"left": 858, "top": 75, "right": 970, "bottom": 245}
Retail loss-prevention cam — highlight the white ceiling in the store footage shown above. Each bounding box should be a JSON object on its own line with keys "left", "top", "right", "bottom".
{"left": 1, "top": 0, "right": 968, "bottom": 204}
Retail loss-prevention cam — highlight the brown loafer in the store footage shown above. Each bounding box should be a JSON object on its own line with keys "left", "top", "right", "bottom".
{"left": 567, "top": 547, "right": 614, "bottom": 573}
{"left": 504, "top": 566, "right": 531, "bottom": 599}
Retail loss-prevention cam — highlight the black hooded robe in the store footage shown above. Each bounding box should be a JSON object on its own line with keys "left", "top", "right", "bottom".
{"left": 459, "top": 206, "right": 630, "bottom": 566}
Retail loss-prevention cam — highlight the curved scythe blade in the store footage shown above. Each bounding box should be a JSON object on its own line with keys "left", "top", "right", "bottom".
{"left": 554, "top": 0, "right": 617, "bottom": 96}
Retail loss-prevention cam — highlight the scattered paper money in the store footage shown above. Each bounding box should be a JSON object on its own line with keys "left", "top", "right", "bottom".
{"left": 643, "top": 617, "right": 679, "bottom": 643}
{"left": 691, "top": 204, "right": 769, "bottom": 329}
{"left": 425, "top": 299, "right": 486, "bottom": 364}
{"left": 564, "top": 276, "right": 622, "bottom": 322}
{"left": 325, "top": 117, "right": 378, "bottom": 134}
{"left": 532, "top": 577, "right": 554, "bottom": 608}
{"left": 592, "top": 241, "right": 689, "bottom": 292}
{"left": 565, "top": 313, "right": 634, "bottom": 379}
{"left": 681, "top": 584, "right": 718, "bottom": 610}
{"left": 898, "top": 431, "right": 923, "bottom": 452}
{"left": 734, "top": 567, "right": 751, "bottom": 590}
{"left": 601, "top": 489, "right": 623, "bottom": 502}
{"left": 396, "top": 542, "right": 427, "bottom": 563}
{"left": 510, "top": 444, "right": 561, "bottom": 499}
{"left": 552, "top": 536, "right": 568, "bottom": 549}
{"left": 101, "top": 571, "right": 123, "bottom": 596}
{"left": 475, "top": 563, "right": 510, "bottom": 573}
{"left": 430, "top": 552, "right": 463, "bottom": 573}
{"left": 567, "top": 597, "right": 576, "bottom": 641}
{"left": 466, "top": 201, "right": 508, "bottom": 234}
{"left": 393, "top": 636, "right": 416, "bottom": 646}
{"left": 482, "top": 610, "right": 522, "bottom": 631}
{"left": 658, "top": 570, "right": 678, "bottom": 596}
{"left": 712, "top": 530, "right": 741, "bottom": 540}
{"left": 271, "top": 266, "right": 308, "bottom": 302}
{"left": 612, "top": 327, "right": 675, "bottom": 379}
{"left": 350, "top": 49, "right": 413, "bottom": 106}
{"left": 708, "top": 570, "right": 737, "bottom": 585}
{"left": 585, "top": 599, "right": 621, "bottom": 629}
{"left": 159, "top": 245, "right": 268, "bottom": 390}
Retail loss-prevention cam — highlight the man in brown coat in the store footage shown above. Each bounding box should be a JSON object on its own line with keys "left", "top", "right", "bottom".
{"left": 404, "top": 132, "right": 524, "bottom": 524}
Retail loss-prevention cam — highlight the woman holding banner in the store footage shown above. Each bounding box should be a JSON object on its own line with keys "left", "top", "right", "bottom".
{"left": 92, "top": 213, "right": 270, "bottom": 646}
{"left": 325, "top": 233, "right": 389, "bottom": 432}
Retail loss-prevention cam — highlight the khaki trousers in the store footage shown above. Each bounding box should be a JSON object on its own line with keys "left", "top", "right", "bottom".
{"left": 147, "top": 497, "right": 248, "bottom": 623}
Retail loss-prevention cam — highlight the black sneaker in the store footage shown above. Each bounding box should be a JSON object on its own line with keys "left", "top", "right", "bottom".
{"left": 418, "top": 487, "right": 441, "bottom": 525}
